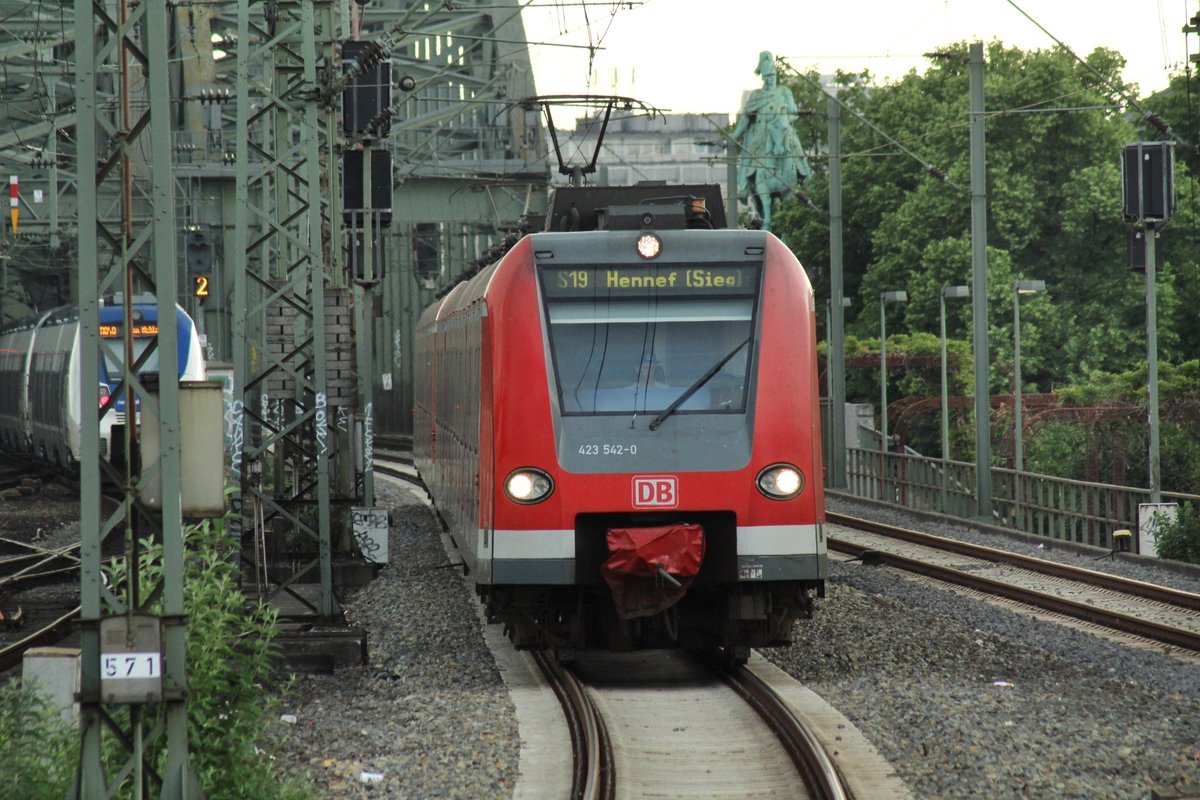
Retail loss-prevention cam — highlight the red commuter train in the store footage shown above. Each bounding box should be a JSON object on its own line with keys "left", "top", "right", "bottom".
{"left": 414, "top": 185, "right": 825, "bottom": 661}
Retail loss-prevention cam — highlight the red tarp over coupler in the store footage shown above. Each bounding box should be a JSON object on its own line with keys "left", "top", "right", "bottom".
{"left": 601, "top": 524, "right": 705, "bottom": 620}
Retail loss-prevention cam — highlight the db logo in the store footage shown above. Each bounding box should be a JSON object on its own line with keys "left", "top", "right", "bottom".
{"left": 632, "top": 475, "right": 678, "bottom": 508}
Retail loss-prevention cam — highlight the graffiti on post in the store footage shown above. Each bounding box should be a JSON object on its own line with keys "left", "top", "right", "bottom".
{"left": 363, "top": 402, "right": 374, "bottom": 472}
{"left": 351, "top": 507, "right": 389, "bottom": 563}
{"left": 228, "top": 399, "right": 244, "bottom": 482}
{"left": 315, "top": 392, "right": 328, "bottom": 457}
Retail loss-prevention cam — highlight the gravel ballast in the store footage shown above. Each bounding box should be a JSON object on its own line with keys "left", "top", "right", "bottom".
{"left": 271, "top": 486, "right": 1200, "bottom": 799}
{"left": 266, "top": 482, "right": 519, "bottom": 799}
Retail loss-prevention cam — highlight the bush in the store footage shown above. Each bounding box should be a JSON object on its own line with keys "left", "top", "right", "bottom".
{"left": 95, "top": 517, "right": 316, "bottom": 800}
{"left": 1151, "top": 502, "right": 1200, "bottom": 564}
{"left": 172, "top": 518, "right": 314, "bottom": 800}
{"left": 0, "top": 678, "right": 79, "bottom": 798}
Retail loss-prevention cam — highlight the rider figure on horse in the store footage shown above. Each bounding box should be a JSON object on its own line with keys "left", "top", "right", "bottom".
{"left": 731, "top": 51, "right": 812, "bottom": 231}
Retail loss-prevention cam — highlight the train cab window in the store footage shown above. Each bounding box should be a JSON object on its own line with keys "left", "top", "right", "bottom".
{"left": 540, "top": 264, "right": 760, "bottom": 416}
{"left": 100, "top": 337, "right": 160, "bottom": 379}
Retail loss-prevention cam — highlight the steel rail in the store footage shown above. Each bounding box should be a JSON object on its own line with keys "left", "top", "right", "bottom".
{"left": 373, "top": 460, "right": 428, "bottom": 491}
{"left": 531, "top": 651, "right": 614, "bottom": 800}
{"left": 828, "top": 512, "right": 1200, "bottom": 612}
{"left": 2, "top": 564, "right": 80, "bottom": 589}
{"left": 0, "top": 535, "right": 73, "bottom": 555}
{"left": 0, "top": 605, "right": 80, "bottom": 673}
{"left": 718, "top": 661, "right": 850, "bottom": 800}
{"left": 0, "top": 543, "right": 83, "bottom": 587}
{"left": 828, "top": 534, "right": 1200, "bottom": 652}
{"left": 373, "top": 447, "right": 414, "bottom": 467}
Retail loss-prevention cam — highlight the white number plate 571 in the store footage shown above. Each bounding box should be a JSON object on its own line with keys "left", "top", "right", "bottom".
{"left": 102, "top": 652, "right": 161, "bottom": 679}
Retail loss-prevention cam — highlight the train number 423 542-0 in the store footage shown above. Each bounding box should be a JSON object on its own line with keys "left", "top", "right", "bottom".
{"left": 578, "top": 443, "right": 638, "bottom": 456}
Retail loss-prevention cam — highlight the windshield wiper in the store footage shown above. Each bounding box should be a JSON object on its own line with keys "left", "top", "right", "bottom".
{"left": 648, "top": 337, "right": 750, "bottom": 431}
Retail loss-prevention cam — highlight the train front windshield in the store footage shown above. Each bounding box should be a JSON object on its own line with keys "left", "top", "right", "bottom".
{"left": 99, "top": 322, "right": 163, "bottom": 380}
{"left": 540, "top": 263, "right": 761, "bottom": 415}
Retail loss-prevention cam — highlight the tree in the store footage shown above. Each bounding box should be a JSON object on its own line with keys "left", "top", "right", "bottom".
{"left": 770, "top": 44, "right": 1199, "bottom": 492}
{"left": 775, "top": 42, "right": 1192, "bottom": 387}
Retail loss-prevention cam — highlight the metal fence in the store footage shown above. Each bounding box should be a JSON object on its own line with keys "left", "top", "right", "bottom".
{"left": 843, "top": 446, "right": 1199, "bottom": 552}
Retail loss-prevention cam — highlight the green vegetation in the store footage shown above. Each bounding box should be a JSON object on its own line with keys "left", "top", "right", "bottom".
{"left": 1152, "top": 503, "right": 1200, "bottom": 565}
{"left": 3, "top": 518, "right": 314, "bottom": 800}
{"left": 119, "top": 518, "right": 313, "bottom": 799}
{"left": 0, "top": 678, "right": 78, "bottom": 799}
{"left": 162, "top": 518, "right": 313, "bottom": 800}
{"left": 772, "top": 43, "right": 1199, "bottom": 495}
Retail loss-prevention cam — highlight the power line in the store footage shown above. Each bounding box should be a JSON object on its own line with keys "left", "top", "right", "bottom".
{"left": 1003, "top": 0, "right": 1190, "bottom": 150}
{"left": 777, "top": 57, "right": 966, "bottom": 193}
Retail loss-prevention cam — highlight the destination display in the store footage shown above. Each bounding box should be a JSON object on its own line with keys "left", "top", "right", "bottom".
{"left": 99, "top": 323, "right": 159, "bottom": 338}
{"left": 542, "top": 264, "right": 759, "bottom": 298}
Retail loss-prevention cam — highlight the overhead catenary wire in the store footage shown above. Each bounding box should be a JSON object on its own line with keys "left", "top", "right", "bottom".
{"left": 1003, "top": 0, "right": 1190, "bottom": 151}
{"left": 343, "top": 0, "right": 611, "bottom": 152}
{"left": 777, "top": 56, "right": 967, "bottom": 194}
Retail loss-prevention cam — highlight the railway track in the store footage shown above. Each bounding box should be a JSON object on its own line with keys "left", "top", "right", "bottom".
{"left": 828, "top": 512, "right": 1200, "bottom": 654}
{"left": 373, "top": 456, "right": 428, "bottom": 497}
{"left": 0, "top": 603, "right": 79, "bottom": 674}
{"left": 0, "top": 541, "right": 84, "bottom": 673}
{"left": 0, "top": 538, "right": 82, "bottom": 586}
{"left": 532, "top": 650, "right": 614, "bottom": 800}
{"left": 0, "top": 491, "right": 128, "bottom": 675}
{"left": 531, "top": 649, "right": 853, "bottom": 800}
{"left": 371, "top": 461, "right": 878, "bottom": 798}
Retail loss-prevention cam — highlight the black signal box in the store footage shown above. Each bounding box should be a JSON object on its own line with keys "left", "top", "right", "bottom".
{"left": 343, "top": 149, "right": 393, "bottom": 226}
{"left": 1127, "top": 225, "right": 1164, "bottom": 273}
{"left": 1121, "top": 142, "right": 1174, "bottom": 222}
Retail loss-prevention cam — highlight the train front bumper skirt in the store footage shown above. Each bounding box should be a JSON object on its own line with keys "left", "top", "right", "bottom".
{"left": 488, "top": 524, "right": 824, "bottom": 584}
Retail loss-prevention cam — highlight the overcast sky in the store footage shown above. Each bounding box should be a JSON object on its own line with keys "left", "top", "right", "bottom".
{"left": 521, "top": 0, "right": 1192, "bottom": 118}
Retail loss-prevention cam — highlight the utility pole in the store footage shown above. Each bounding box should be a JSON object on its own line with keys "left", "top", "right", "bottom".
{"left": 968, "top": 42, "right": 993, "bottom": 521}
{"left": 1121, "top": 142, "right": 1174, "bottom": 504}
{"left": 827, "top": 93, "right": 847, "bottom": 489}
{"left": 74, "top": 0, "right": 196, "bottom": 794}
{"left": 232, "top": 0, "right": 339, "bottom": 620}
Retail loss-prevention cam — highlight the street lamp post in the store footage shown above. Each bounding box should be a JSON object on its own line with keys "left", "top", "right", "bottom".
{"left": 879, "top": 290, "right": 907, "bottom": 501}
{"left": 1012, "top": 279, "right": 1046, "bottom": 525}
{"left": 825, "top": 297, "right": 851, "bottom": 481}
{"left": 940, "top": 285, "right": 970, "bottom": 513}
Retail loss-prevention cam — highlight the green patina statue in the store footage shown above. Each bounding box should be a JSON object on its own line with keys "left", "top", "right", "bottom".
{"left": 731, "top": 51, "right": 812, "bottom": 231}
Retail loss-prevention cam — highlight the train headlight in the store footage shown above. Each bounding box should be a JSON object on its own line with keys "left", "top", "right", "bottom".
{"left": 756, "top": 464, "right": 804, "bottom": 500}
{"left": 504, "top": 468, "right": 554, "bottom": 504}
{"left": 635, "top": 232, "right": 662, "bottom": 260}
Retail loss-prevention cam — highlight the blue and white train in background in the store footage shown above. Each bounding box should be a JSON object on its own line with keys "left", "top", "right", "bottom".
{"left": 0, "top": 294, "right": 206, "bottom": 470}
